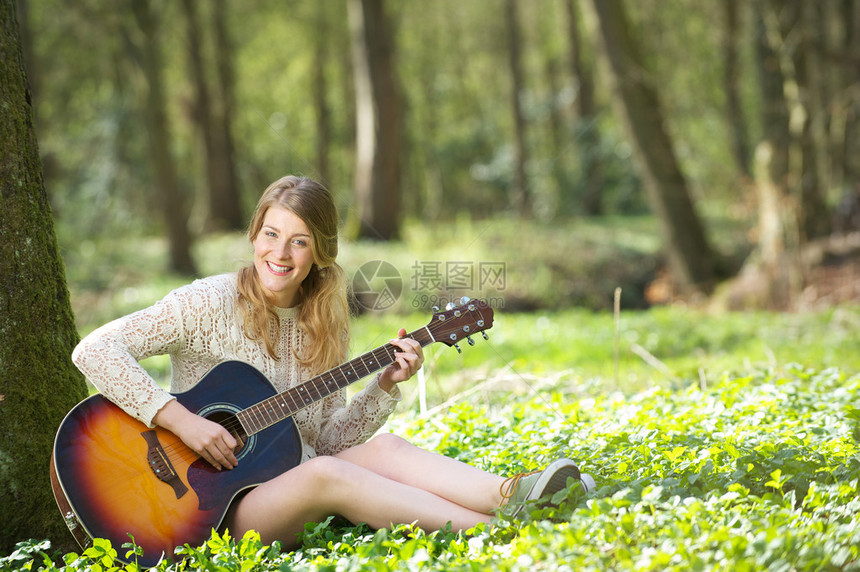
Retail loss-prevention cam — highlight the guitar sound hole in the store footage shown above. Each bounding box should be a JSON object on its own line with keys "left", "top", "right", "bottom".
{"left": 206, "top": 411, "right": 248, "bottom": 454}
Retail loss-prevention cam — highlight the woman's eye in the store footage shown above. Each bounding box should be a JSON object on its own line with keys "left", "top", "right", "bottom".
{"left": 293, "top": 239, "right": 308, "bottom": 247}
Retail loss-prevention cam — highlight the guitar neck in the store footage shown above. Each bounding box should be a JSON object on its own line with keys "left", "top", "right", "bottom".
{"left": 237, "top": 326, "right": 435, "bottom": 436}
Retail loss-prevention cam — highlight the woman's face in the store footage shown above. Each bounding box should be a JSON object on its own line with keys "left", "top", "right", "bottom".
{"left": 252, "top": 205, "right": 316, "bottom": 307}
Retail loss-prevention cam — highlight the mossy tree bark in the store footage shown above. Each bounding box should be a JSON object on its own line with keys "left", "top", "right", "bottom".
{"left": 0, "top": 0, "right": 88, "bottom": 554}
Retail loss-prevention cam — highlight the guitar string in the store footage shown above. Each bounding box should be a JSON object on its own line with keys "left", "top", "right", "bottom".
{"left": 81, "top": 306, "right": 493, "bottom": 493}
{"left": 63, "top": 311, "right": 491, "bottom": 494}
{"left": 154, "top": 341, "right": 406, "bottom": 463}
{"left": 58, "top": 307, "right": 491, "bottom": 493}
{"left": 138, "top": 305, "right": 490, "bottom": 471}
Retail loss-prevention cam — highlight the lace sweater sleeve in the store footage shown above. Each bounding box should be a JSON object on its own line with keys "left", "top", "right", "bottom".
{"left": 71, "top": 296, "right": 183, "bottom": 427}
{"left": 313, "top": 374, "right": 402, "bottom": 456}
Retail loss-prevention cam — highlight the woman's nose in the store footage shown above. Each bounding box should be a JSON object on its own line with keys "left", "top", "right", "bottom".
{"left": 275, "top": 240, "right": 292, "bottom": 259}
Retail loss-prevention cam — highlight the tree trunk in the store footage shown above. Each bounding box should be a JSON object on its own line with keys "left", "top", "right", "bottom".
{"left": 754, "top": 0, "right": 790, "bottom": 186}
{"left": 180, "top": 0, "right": 219, "bottom": 229}
{"left": 566, "top": 0, "right": 604, "bottom": 215}
{"left": 835, "top": 0, "right": 860, "bottom": 234}
{"left": 180, "top": 0, "right": 243, "bottom": 232}
{"left": 752, "top": 0, "right": 791, "bottom": 266}
{"left": 505, "top": 0, "right": 531, "bottom": 217}
{"left": 14, "top": 0, "right": 37, "bottom": 109}
{"left": 729, "top": 0, "right": 805, "bottom": 310}
{"left": 721, "top": 0, "right": 752, "bottom": 178}
{"left": 209, "top": 0, "right": 243, "bottom": 230}
{"left": 761, "top": 1, "right": 831, "bottom": 241}
{"left": 586, "top": 0, "right": 718, "bottom": 294}
{"left": 543, "top": 47, "right": 567, "bottom": 215}
{"left": 0, "top": 0, "right": 88, "bottom": 552}
{"left": 410, "top": 6, "right": 444, "bottom": 220}
{"left": 313, "top": 0, "right": 332, "bottom": 186}
{"left": 791, "top": 2, "right": 830, "bottom": 240}
{"left": 348, "top": 0, "right": 403, "bottom": 241}
{"left": 130, "top": 0, "right": 197, "bottom": 275}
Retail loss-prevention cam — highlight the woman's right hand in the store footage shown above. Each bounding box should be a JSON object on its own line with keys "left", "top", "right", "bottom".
{"left": 153, "top": 399, "right": 239, "bottom": 470}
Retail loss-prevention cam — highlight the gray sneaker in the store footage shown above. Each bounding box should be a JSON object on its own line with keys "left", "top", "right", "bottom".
{"left": 498, "top": 458, "right": 594, "bottom": 519}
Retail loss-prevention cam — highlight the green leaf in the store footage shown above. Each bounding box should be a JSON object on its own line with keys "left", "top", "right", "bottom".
{"left": 765, "top": 469, "right": 784, "bottom": 491}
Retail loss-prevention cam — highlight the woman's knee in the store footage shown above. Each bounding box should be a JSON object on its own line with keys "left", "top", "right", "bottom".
{"left": 299, "top": 455, "right": 350, "bottom": 485}
{"left": 364, "top": 433, "right": 411, "bottom": 454}
{"left": 334, "top": 434, "right": 419, "bottom": 471}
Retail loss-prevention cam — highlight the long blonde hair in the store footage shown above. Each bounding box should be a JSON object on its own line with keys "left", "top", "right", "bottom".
{"left": 237, "top": 175, "right": 349, "bottom": 374}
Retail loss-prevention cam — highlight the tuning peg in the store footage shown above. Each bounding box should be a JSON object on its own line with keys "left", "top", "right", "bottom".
{"left": 445, "top": 302, "right": 456, "bottom": 311}
{"left": 453, "top": 343, "right": 462, "bottom": 354}
{"left": 467, "top": 336, "right": 475, "bottom": 346}
{"left": 482, "top": 332, "right": 489, "bottom": 340}
{"left": 431, "top": 305, "right": 439, "bottom": 313}
{"left": 459, "top": 296, "right": 471, "bottom": 305}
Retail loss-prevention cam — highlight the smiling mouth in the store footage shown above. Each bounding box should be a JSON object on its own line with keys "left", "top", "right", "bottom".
{"left": 266, "top": 261, "right": 293, "bottom": 275}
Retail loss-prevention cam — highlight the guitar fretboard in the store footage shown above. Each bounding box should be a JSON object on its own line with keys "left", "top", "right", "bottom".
{"left": 236, "top": 327, "right": 434, "bottom": 435}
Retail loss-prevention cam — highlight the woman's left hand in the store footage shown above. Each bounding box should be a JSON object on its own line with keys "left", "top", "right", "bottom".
{"left": 378, "top": 328, "right": 424, "bottom": 393}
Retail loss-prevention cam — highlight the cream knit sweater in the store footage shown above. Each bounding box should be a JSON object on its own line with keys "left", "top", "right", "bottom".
{"left": 72, "top": 273, "right": 401, "bottom": 461}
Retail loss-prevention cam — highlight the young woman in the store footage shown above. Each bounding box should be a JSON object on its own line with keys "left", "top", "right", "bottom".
{"left": 72, "top": 175, "right": 593, "bottom": 549}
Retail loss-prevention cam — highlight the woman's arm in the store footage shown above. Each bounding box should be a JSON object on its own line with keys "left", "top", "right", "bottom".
{"left": 313, "top": 331, "right": 423, "bottom": 455}
{"left": 73, "top": 288, "right": 241, "bottom": 470}
{"left": 72, "top": 297, "right": 184, "bottom": 426}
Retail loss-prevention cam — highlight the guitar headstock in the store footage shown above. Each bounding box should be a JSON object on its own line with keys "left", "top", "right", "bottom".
{"left": 426, "top": 298, "right": 494, "bottom": 351}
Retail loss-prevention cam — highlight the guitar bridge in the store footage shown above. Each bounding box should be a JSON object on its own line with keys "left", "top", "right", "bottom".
{"left": 141, "top": 430, "right": 189, "bottom": 499}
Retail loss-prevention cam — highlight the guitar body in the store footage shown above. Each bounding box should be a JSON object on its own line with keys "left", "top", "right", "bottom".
{"left": 52, "top": 361, "right": 302, "bottom": 566}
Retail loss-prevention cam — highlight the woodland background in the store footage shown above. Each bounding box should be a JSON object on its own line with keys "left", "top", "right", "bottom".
{"left": 18, "top": 0, "right": 860, "bottom": 304}
{"left": 1, "top": 0, "right": 860, "bottom": 564}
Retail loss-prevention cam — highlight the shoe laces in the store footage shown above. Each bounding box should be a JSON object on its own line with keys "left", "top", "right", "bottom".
{"left": 498, "top": 470, "right": 541, "bottom": 507}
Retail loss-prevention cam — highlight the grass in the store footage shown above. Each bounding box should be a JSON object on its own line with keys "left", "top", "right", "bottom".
{"left": 21, "top": 217, "right": 855, "bottom": 571}
{"left": 7, "top": 366, "right": 860, "bottom": 570}
{"left": 351, "top": 304, "right": 860, "bottom": 416}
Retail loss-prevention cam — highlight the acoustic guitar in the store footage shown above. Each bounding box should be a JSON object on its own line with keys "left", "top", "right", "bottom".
{"left": 50, "top": 299, "right": 493, "bottom": 566}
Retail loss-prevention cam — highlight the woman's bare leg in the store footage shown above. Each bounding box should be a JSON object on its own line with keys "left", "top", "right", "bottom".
{"left": 334, "top": 434, "right": 507, "bottom": 513}
{"left": 224, "top": 448, "right": 498, "bottom": 550}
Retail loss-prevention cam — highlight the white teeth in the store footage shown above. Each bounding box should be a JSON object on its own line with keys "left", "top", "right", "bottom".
{"left": 268, "top": 262, "right": 291, "bottom": 273}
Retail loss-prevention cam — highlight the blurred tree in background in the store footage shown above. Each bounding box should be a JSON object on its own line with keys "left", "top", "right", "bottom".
{"left": 348, "top": 0, "right": 403, "bottom": 240}
{"left": 127, "top": 0, "right": 197, "bottom": 275}
{"left": 180, "top": 0, "right": 243, "bottom": 232}
{"left": 586, "top": 0, "right": 719, "bottom": 295}
{"left": 504, "top": 0, "right": 531, "bottom": 217}
{"left": 14, "top": 0, "right": 860, "bottom": 304}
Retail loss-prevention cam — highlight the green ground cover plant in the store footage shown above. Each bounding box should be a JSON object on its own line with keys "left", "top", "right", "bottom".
{"left": 18, "top": 221, "right": 853, "bottom": 570}
{"left": 5, "top": 364, "right": 859, "bottom": 570}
